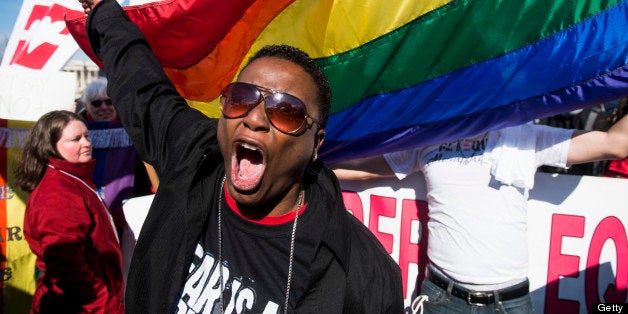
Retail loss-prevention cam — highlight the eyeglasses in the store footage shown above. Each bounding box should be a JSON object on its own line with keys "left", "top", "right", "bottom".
{"left": 90, "top": 99, "right": 113, "bottom": 107}
{"left": 220, "top": 82, "right": 321, "bottom": 135}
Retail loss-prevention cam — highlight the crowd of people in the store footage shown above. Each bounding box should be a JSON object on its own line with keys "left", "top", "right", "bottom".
{"left": 10, "top": 0, "right": 627, "bottom": 313}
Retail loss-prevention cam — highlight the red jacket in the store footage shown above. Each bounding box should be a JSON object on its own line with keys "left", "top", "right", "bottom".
{"left": 24, "top": 158, "right": 124, "bottom": 313}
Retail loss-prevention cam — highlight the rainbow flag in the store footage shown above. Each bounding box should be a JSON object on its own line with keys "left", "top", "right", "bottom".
{"left": 0, "top": 120, "right": 36, "bottom": 314}
{"left": 66, "top": 0, "right": 628, "bottom": 163}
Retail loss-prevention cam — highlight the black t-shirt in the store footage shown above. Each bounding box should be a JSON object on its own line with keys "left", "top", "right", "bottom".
{"left": 176, "top": 185, "right": 325, "bottom": 313}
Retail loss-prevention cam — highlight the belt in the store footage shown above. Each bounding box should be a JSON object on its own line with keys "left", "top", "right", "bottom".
{"left": 427, "top": 271, "right": 529, "bottom": 305}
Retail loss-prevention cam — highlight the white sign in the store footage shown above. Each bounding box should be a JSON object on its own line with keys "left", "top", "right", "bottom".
{"left": 339, "top": 171, "right": 628, "bottom": 314}
{"left": 527, "top": 173, "right": 628, "bottom": 314}
{"left": 0, "top": 67, "right": 75, "bottom": 121}
{"left": 1, "top": 0, "right": 84, "bottom": 71}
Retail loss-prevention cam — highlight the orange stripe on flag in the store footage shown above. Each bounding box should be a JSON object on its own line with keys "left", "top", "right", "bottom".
{"left": 165, "top": 0, "right": 295, "bottom": 102}
{"left": 66, "top": 0, "right": 295, "bottom": 102}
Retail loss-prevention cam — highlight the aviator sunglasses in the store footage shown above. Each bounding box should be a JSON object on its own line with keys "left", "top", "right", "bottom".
{"left": 220, "top": 82, "right": 321, "bottom": 135}
{"left": 90, "top": 98, "right": 113, "bottom": 107}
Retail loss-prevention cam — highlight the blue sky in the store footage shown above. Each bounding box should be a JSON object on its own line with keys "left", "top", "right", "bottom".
{"left": 0, "top": 0, "right": 22, "bottom": 41}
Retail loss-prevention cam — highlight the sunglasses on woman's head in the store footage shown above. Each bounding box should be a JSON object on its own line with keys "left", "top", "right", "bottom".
{"left": 220, "top": 82, "right": 321, "bottom": 135}
{"left": 90, "top": 99, "right": 113, "bottom": 107}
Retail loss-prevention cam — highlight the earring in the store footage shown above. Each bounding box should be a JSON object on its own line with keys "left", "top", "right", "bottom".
{"left": 312, "top": 153, "right": 318, "bottom": 161}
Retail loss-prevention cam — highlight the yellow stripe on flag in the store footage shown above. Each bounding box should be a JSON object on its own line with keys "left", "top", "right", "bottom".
{"left": 256, "top": 0, "right": 453, "bottom": 58}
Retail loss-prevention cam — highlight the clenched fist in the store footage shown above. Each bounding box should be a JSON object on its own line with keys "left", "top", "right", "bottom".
{"left": 78, "top": 0, "right": 101, "bottom": 15}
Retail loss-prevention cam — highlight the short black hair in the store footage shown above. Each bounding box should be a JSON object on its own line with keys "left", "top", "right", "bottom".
{"left": 246, "top": 45, "right": 331, "bottom": 128}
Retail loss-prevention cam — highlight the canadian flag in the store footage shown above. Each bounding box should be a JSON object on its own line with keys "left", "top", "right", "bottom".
{"left": 1, "top": 0, "right": 85, "bottom": 71}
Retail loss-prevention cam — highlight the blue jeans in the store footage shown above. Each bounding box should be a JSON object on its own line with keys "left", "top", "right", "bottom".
{"left": 420, "top": 278, "right": 534, "bottom": 314}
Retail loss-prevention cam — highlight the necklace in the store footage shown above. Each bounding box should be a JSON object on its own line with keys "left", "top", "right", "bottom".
{"left": 217, "top": 177, "right": 303, "bottom": 314}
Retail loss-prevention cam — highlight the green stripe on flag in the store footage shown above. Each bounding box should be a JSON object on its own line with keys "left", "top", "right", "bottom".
{"left": 317, "top": 0, "right": 622, "bottom": 113}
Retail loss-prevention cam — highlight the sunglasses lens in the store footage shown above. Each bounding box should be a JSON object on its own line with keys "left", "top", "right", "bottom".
{"left": 90, "top": 99, "right": 112, "bottom": 107}
{"left": 220, "top": 82, "right": 312, "bottom": 135}
{"left": 265, "top": 93, "right": 307, "bottom": 134}
{"left": 220, "top": 83, "right": 260, "bottom": 118}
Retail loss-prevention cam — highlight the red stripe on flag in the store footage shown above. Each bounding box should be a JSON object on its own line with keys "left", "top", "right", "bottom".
{"left": 164, "top": 0, "right": 295, "bottom": 101}
{"left": 66, "top": 0, "right": 294, "bottom": 101}
{"left": 67, "top": 0, "right": 262, "bottom": 68}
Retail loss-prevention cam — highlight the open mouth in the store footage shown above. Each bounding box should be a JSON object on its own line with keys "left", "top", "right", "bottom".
{"left": 231, "top": 142, "right": 266, "bottom": 191}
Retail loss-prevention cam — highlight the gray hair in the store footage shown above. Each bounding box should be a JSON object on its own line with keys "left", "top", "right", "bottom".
{"left": 81, "top": 77, "right": 109, "bottom": 103}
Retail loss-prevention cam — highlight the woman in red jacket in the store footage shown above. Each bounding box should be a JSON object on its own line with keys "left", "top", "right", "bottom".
{"left": 15, "top": 110, "right": 124, "bottom": 313}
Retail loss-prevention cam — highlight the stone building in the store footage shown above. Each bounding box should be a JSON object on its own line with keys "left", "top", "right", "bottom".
{"left": 63, "top": 58, "right": 101, "bottom": 99}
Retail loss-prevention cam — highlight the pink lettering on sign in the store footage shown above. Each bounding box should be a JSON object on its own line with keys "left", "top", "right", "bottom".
{"left": 341, "top": 191, "right": 428, "bottom": 297}
{"left": 398, "top": 198, "right": 428, "bottom": 297}
{"left": 368, "top": 195, "right": 396, "bottom": 254}
{"left": 585, "top": 216, "right": 627, "bottom": 305}
{"left": 546, "top": 214, "right": 628, "bottom": 313}
{"left": 341, "top": 191, "right": 364, "bottom": 223}
{"left": 546, "top": 214, "right": 584, "bottom": 313}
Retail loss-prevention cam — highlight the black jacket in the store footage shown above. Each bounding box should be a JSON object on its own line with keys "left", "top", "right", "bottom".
{"left": 86, "top": 1, "right": 403, "bottom": 313}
